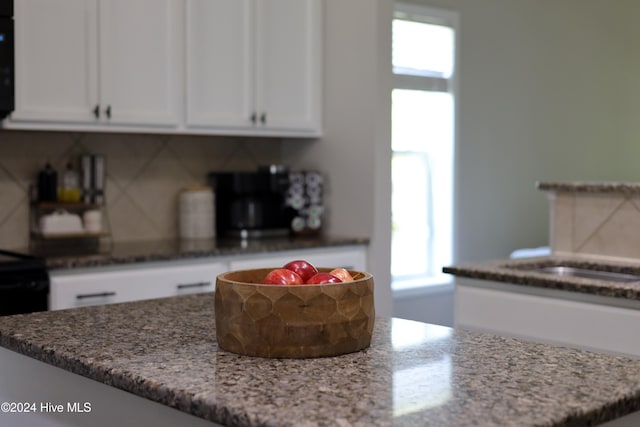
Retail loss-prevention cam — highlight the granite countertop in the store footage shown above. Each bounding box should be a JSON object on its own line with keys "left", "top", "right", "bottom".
{"left": 537, "top": 181, "right": 640, "bottom": 194}
{"left": 443, "top": 255, "right": 640, "bottom": 301}
{"left": 37, "top": 236, "right": 369, "bottom": 270}
{"left": 2, "top": 294, "right": 640, "bottom": 426}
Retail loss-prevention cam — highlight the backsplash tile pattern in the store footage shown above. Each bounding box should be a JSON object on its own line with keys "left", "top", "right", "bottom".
{"left": 548, "top": 191, "right": 640, "bottom": 260}
{"left": 573, "top": 194, "right": 625, "bottom": 249}
{"left": 0, "top": 130, "right": 284, "bottom": 249}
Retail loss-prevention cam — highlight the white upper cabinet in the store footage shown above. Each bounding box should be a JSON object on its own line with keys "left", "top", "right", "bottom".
{"left": 12, "top": 0, "right": 181, "bottom": 128}
{"left": 98, "top": 0, "right": 182, "bottom": 126}
{"left": 255, "top": 0, "right": 322, "bottom": 134}
{"left": 8, "top": 0, "right": 322, "bottom": 137}
{"left": 185, "top": 0, "right": 254, "bottom": 130}
{"left": 13, "top": 0, "right": 99, "bottom": 123}
{"left": 186, "top": 0, "right": 322, "bottom": 136}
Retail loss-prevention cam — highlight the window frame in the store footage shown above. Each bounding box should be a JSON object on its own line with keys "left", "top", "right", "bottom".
{"left": 391, "top": 3, "right": 459, "bottom": 295}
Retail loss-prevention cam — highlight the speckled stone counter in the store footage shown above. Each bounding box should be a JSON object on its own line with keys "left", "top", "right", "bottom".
{"left": 2, "top": 294, "right": 640, "bottom": 426}
{"left": 36, "top": 236, "right": 369, "bottom": 270}
{"left": 444, "top": 255, "right": 640, "bottom": 301}
{"left": 537, "top": 181, "right": 640, "bottom": 194}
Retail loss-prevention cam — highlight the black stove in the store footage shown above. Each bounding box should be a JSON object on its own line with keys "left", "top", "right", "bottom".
{"left": 0, "top": 250, "right": 49, "bottom": 316}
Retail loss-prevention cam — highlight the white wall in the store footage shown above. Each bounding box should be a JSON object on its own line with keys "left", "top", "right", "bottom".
{"left": 415, "top": 0, "right": 640, "bottom": 263}
{"left": 283, "top": 0, "right": 394, "bottom": 317}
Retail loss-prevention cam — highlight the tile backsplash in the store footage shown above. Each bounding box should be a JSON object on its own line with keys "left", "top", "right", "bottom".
{"left": 0, "top": 130, "right": 284, "bottom": 249}
{"left": 548, "top": 190, "right": 640, "bottom": 261}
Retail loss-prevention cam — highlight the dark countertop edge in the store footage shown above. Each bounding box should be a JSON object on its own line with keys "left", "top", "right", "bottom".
{"left": 443, "top": 256, "right": 640, "bottom": 301}
{"left": 42, "top": 237, "right": 370, "bottom": 271}
{"left": 576, "top": 397, "right": 640, "bottom": 427}
{"left": 0, "top": 335, "right": 225, "bottom": 425}
{"left": 536, "top": 181, "right": 640, "bottom": 194}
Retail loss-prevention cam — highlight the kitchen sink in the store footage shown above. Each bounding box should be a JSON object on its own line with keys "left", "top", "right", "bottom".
{"left": 530, "top": 266, "right": 640, "bottom": 282}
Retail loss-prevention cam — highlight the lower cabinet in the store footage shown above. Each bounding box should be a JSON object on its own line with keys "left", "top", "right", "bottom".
{"left": 49, "top": 245, "right": 367, "bottom": 310}
{"left": 455, "top": 277, "right": 640, "bottom": 358}
{"left": 49, "top": 261, "right": 226, "bottom": 310}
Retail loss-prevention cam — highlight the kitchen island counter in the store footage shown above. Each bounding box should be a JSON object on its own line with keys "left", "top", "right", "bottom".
{"left": 1, "top": 294, "right": 640, "bottom": 426}
{"left": 444, "top": 255, "right": 640, "bottom": 302}
{"left": 445, "top": 256, "right": 640, "bottom": 358}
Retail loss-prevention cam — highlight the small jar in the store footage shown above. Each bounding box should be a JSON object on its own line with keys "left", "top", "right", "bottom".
{"left": 59, "top": 162, "right": 81, "bottom": 202}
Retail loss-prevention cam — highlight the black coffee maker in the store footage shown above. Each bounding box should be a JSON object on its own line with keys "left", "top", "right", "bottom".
{"left": 208, "top": 166, "right": 295, "bottom": 238}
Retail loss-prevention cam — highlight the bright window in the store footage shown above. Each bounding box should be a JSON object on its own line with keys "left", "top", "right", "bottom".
{"left": 391, "top": 4, "right": 457, "bottom": 291}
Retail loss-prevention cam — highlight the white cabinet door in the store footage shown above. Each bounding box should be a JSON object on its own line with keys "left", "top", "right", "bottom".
{"left": 50, "top": 269, "right": 155, "bottom": 310}
{"left": 185, "top": 0, "right": 322, "bottom": 136}
{"left": 255, "top": 0, "right": 322, "bottom": 133}
{"left": 98, "top": 0, "right": 182, "bottom": 126}
{"left": 11, "top": 0, "right": 181, "bottom": 128}
{"left": 185, "top": 0, "right": 253, "bottom": 129}
{"left": 455, "top": 278, "right": 640, "bottom": 358}
{"left": 12, "top": 0, "right": 99, "bottom": 123}
{"left": 50, "top": 260, "right": 226, "bottom": 310}
{"left": 159, "top": 262, "right": 224, "bottom": 297}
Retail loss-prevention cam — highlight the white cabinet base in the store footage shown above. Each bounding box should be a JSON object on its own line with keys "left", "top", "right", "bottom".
{"left": 50, "top": 260, "right": 226, "bottom": 311}
{"left": 49, "top": 245, "right": 368, "bottom": 311}
{"left": 455, "top": 278, "right": 640, "bottom": 358}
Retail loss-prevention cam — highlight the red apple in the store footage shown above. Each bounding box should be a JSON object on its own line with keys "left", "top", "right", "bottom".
{"left": 329, "top": 268, "right": 354, "bottom": 282}
{"left": 305, "top": 272, "right": 342, "bottom": 285}
{"left": 283, "top": 260, "right": 318, "bottom": 282}
{"left": 263, "top": 268, "right": 304, "bottom": 285}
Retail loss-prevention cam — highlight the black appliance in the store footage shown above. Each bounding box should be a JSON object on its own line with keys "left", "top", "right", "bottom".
{"left": 0, "top": 250, "right": 49, "bottom": 316}
{"left": 0, "top": 0, "right": 13, "bottom": 119}
{"left": 208, "top": 166, "right": 295, "bottom": 239}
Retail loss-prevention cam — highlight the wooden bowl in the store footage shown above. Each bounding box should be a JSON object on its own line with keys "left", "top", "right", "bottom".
{"left": 214, "top": 268, "right": 375, "bottom": 358}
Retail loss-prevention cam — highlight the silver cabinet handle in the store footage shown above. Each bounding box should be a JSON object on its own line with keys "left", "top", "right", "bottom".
{"left": 250, "top": 113, "right": 267, "bottom": 125}
{"left": 176, "top": 282, "right": 211, "bottom": 290}
{"left": 76, "top": 291, "right": 116, "bottom": 300}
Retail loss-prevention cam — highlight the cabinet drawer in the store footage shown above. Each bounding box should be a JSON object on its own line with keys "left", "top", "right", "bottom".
{"left": 50, "top": 261, "right": 227, "bottom": 310}
{"left": 157, "top": 263, "right": 225, "bottom": 297}
{"left": 455, "top": 278, "right": 640, "bottom": 358}
{"left": 228, "top": 246, "right": 367, "bottom": 271}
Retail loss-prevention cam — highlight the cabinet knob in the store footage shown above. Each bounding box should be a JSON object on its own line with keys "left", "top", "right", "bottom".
{"left": 260, "top": 113, "right": 266, "bottom": 124}
{"left": 105, "top": 105, "right": 112, "bottom": 119}
{"left": 250, "top": 112, "right": 257, "bottom": 124}
{"left": 93, "top": 105, "right": 100, "bottom": 119}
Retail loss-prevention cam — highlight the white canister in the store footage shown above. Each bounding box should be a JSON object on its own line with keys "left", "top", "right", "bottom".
{"left": 83, "top": 209, "right": 102, "bottom": 233}
{"left": 179, "top": 185, "right": 215, "bottom": 239}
